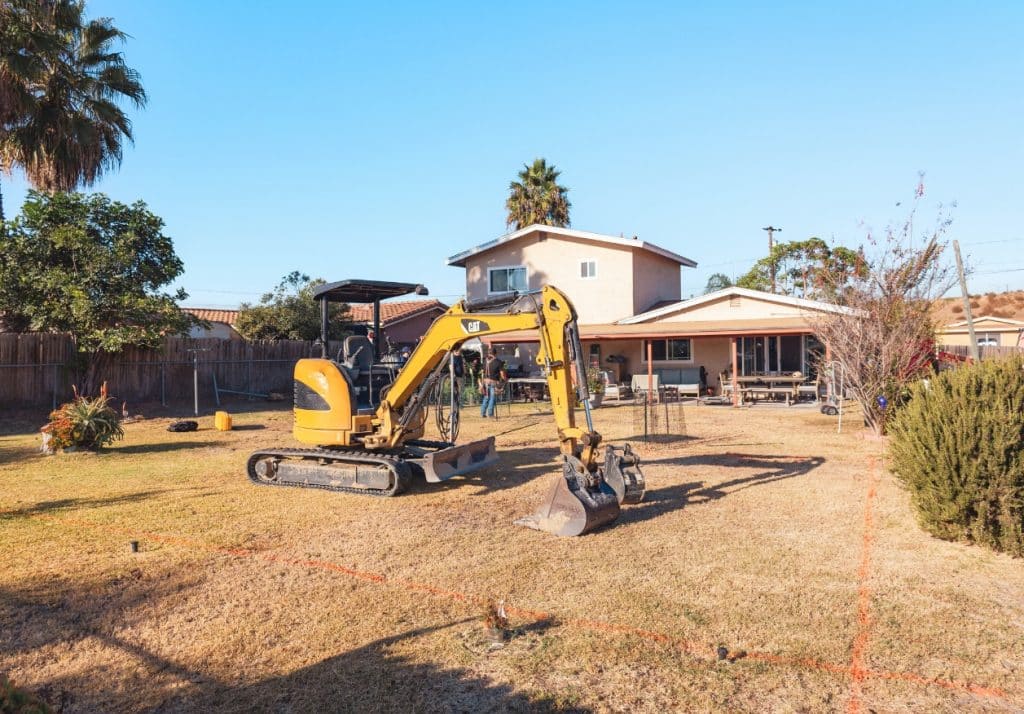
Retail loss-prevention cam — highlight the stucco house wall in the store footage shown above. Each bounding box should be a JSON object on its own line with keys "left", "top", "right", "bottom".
{"left": 464, "top": 236, "right": 638, "bottom": 323}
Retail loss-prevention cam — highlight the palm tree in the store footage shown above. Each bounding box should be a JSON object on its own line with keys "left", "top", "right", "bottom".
{"left": 504, "top": 158, "right": 571, "bottom": 230}
{"left": 0, "top": 0, "right": 146, "bottom": 221}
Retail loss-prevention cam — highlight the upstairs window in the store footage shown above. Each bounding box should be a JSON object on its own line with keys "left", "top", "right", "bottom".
{"left": 488, "top": 266, "right": 527, "bottom": 294}
{"left": 580, "top": 260, "right": 597, "bottom": 279}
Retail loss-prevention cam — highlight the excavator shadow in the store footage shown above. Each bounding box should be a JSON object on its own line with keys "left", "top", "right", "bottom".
{"left": 616, "top": 453, "right": 826, "bottom": 526}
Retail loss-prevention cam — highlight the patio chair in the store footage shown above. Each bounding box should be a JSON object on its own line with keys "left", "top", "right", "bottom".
{"left": 631, "top": 373, "right": 661, "bottom": 401}
{"left": 719, "top": 372, "right": 735, "bottom": 399}
{"left": 601, "top": 370, "right": 632, "bottom": 400}
{"left": 797, "top": 376, "right": 821, "bottom": 403}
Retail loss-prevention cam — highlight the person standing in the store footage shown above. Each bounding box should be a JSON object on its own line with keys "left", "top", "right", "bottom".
{"left": 479, "top": 348, "right": 506, "bottom": 418}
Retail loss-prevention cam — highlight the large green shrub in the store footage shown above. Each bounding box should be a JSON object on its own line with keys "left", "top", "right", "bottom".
{"left": 889, "top": 356, "right": 1024, "bottom": 556}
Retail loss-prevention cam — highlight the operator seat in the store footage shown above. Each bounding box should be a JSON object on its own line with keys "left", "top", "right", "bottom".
{"left": 343, "top": 335, "right": 374, "bottom": 407}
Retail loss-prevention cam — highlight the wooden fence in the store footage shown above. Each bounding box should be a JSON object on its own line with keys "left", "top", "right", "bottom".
{"left": 0, "top": 333, "right": 345, "bottom": 410}
{"left": 937, "top": 344, "right": 1023, "bottom": 361}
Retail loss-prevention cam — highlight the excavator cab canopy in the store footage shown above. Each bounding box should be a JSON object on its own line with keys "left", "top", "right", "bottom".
{"left": 313, "top": 279, "right": 428, "bottom": 304}
{"left": 314, "top": 279, "right": 429, "bottom": 361}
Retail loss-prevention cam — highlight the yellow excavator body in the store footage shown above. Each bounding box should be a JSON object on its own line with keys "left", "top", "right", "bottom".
{"left": 248, "top": 280, "right": 644, "bottom": 535}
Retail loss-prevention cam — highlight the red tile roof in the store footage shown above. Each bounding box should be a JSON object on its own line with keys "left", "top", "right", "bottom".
{"left": 184, "top": 308, "right": 239, "bottom": 325}
{"left": 347, "top": 299, "right": 447, "bottom": 326}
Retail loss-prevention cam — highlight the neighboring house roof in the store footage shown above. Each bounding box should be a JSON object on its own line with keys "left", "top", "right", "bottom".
{"left": 184, "top": 308, "right": 239, "bottom": 325}
{"left": 347, "top": 299, "right": 447, "bottom": 327}
{"left": 445, "top": 224, "right": 698, "bottom": 268}
{"left": 617, "top": 286, "right": 860, "bottom": 324}
{"left": 944, "top": 315, "right": 1024, "bottom": 329}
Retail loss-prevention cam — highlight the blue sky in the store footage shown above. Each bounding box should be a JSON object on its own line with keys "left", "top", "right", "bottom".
{"left": 3, "top": 1, "right": 1023, "bottom": 307}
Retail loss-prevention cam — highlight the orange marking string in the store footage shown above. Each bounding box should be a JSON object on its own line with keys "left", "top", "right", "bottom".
{"left": 30, "top": 513, "right": 1007, "bottom": 701}
{"left": 848, "top": 457, "right": 879, "bottom": 714}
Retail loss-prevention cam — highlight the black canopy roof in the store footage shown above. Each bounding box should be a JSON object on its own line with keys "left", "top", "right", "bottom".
{"left": 312, "top": 279, "right": 428, "bottom": 304}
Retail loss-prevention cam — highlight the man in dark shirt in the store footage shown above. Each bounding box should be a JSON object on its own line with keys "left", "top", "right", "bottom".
{"left": 479, "top": 348, "right": 506, "bottom": 418}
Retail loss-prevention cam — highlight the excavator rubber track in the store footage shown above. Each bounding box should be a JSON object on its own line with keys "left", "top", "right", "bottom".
{"left": 247, "top": 447, "right": 413, "bottom": 497}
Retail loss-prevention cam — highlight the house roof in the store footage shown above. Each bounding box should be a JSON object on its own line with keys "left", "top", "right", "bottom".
{"left": 944, "top": 315, "right": 1024, "bottom": 330}
{"left": 617, "top": 286, "right": 860, "bottom": 324}
{"left": 445, "top": 224, "right": 698, "bottom": 268}
{"left": 348, "top": 299, "right": 448, "bottom": 327}
{"left": 184, "top": 308, "right": 239, "bottom": 325}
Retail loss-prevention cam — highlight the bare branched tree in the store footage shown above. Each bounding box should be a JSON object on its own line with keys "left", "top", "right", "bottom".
{"left": 810, "top": 184, "right": 957, "bottom": 436}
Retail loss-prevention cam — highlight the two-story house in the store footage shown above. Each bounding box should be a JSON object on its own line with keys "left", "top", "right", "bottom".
{"left": 448, "top": 224, "right": 844, "bottom": 398}
{"left": 446, "top": 224, "right": 697, "bottom": 378}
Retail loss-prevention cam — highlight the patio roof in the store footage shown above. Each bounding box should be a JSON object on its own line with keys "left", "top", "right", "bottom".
{"left": 485, "top": 317, "right": 814, "bottom": 343}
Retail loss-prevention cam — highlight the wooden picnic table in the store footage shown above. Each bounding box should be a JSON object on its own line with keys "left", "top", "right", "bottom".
{"left": 733, "top": 374, "right": 805, "bottom": 404}
{"left": 507, "top": 377, "right": 548, "bottom": 402}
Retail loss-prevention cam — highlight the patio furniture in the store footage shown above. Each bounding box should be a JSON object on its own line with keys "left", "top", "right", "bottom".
{"left": 631, "top": 373, "right": 662, "bottom": 401}
{"left": 797, "top": 376, "right": 821, "bottom": 402}
{"left": 600, "top": 370, "right": 632, "bottom": 400}
{"left": 648, "top": 366, "right": 704, "bottom": 399}
{"left": 719, "top": 372, "right": 736, "bottom": 400}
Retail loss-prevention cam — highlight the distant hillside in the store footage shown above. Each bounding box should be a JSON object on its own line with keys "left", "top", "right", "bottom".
{"left": 933, "top": 290, "right": 1024, "bottom": 325}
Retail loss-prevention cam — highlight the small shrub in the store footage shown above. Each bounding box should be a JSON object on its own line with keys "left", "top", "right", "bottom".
{"left": 951, "top": 304, "right": 963, "bottom": 314}
{"left": 0, "top": 676, "right": 50, "bottom": 713}
{"left": 47, "top": 384, "right": 124, "bottom": 451}
{"left": 585, "top": 366, "right": 605, "bottom": 397}
{"left": 889, "top": 356, "right": 1024, "bottom": 556}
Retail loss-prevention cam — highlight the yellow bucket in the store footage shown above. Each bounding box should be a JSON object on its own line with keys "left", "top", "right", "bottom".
{"left": 214, "top": 411, "right": 232, "bottom": 431}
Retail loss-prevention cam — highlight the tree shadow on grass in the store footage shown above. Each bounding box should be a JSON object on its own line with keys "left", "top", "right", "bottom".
{"left": 1, "top": 569, "right": 588, "bottom": 713}
{"left": 111, "top": 441, "right": 208, "bottom": 455}
{"left": 0, "top": 490, "right": 166, "bottom": 520}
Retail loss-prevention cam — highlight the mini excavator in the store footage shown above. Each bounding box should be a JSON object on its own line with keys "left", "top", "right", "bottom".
{"left": 247, "top": 279, "right": 645, "bottom": 536}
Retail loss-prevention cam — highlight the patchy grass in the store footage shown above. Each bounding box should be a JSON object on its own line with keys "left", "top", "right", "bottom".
{"left": 1, "top": 402, "right": 1022, "bottom": 712}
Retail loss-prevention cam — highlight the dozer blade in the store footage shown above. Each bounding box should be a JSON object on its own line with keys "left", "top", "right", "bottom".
{"left": 419, "top": 436, "right": 499, "bottom": 482}
{"left": 515, "top": 454, "right": 621, "bottom": 536}
{"left": 601, "top": 444, "right": 646, "bottom": 505}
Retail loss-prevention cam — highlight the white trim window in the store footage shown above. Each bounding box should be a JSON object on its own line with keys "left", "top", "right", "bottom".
{"left": 487, "top": 265, "right": 527, "bottom": 294}
{"left": 579, "top": 259, "right": 597, "bottom": 279}
{"left": 642, "top": 338, "right": 693, "bottom": 362}
{"left": 977, "top": 333, "right": 1000, "bottom": 347}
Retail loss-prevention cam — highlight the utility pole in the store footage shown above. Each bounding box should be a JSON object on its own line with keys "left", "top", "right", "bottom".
{"left": 763, "top": 226, "right": 781, "bottom": 294}
{"left": 952, "top": 240, "right": 979, "bottom": 362}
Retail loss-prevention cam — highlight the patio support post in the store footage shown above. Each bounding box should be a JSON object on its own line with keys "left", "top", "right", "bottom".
{"left": 647, "top": 341, "right": 654, "bottom": 404}
{"left": 730, "top": 337, "right": 739, "bottom": 407}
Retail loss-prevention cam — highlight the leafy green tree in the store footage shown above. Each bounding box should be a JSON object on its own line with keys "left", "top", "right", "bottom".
{"left": 0, "top": 0, "right": 146, "bottom": 222}
{"left": 736, "top": 237, "right": 865, "bottom": 300}
{"left": 703, "top": 272, "right": 733, "bottom": 293}
{"left": 236, "top": 272, "right": 349, "bottom": 342}
{"left": 0, "top": 191, "right": 194, "bottom": 393}
{"left": 505, "top": 158, "right": 571, "bottom": 230}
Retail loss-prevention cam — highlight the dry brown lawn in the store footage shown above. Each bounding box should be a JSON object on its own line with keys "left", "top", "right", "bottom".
{"left": 1, "top": 400, "right": 1022, "bottom": 713}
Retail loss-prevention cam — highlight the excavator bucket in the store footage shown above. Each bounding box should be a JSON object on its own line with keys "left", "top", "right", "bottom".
{"left": 515, "top": 454, "right": 622, "bottom": 536}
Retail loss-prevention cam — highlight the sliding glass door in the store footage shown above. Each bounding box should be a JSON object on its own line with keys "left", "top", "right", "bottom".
{"left": 738, "top": 334, "right": 816, "bottom": 375}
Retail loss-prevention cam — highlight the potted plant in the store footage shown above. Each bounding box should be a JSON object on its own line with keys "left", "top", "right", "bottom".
{"left": 46, "top": 384, "right": 124, "bottom": 452}
{"left": 585, "top": 366, "right": 606, "bottom": 408}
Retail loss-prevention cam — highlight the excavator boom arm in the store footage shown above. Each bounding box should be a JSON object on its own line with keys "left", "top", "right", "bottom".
{"left": 378, "top": 286, "right": 592, "bottom": 454}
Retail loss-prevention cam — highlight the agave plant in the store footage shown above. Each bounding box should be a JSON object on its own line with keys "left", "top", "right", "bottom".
{"left": 48, "top": 385, "right": 123, "bottom": 450}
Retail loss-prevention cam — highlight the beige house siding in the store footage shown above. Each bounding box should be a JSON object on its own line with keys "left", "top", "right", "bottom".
{"left": 938, "top": 317, "right": 1024, "bottom": 348}
{"left": 632, "top": 251, "right": 682, "bottom": 314}
{"left": 464, "top": 233, "right": 640, "bottom": 323}
{"left": 188, "top": 322, "right": 242, "bottom": 340}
